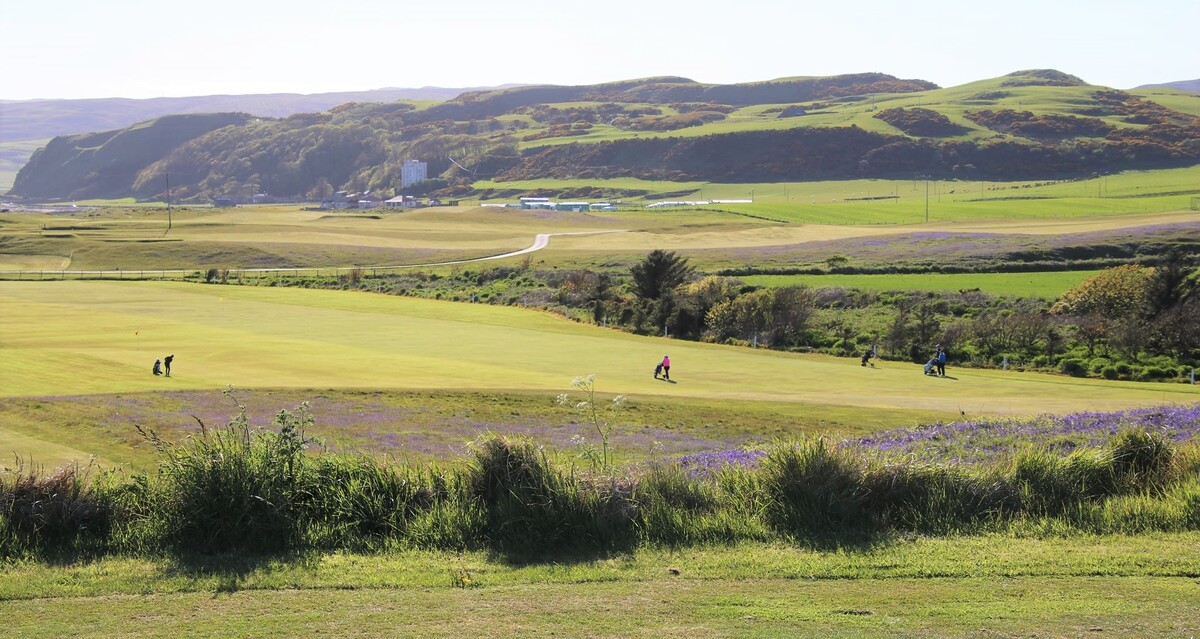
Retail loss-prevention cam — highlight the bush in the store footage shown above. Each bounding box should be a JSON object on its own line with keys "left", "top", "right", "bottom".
{"left": 1059, "top": 358, "right": 1088, "bottom": 377}
{"left": 5, "top": 405, "right": 1198, "bottom": 558}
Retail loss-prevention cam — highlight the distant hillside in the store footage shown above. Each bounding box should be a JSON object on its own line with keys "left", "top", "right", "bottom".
{"left": 12, "top": 113, "right": 251, "bottom": 200}
{"left": 12, "top": 70, "right": 1200, "bottom": 203}
{"left": 0, "top": 86, "right": 509, "bottom": 143}
{"left": 1135, "top": 79, "right": 1200, "bottom": 93}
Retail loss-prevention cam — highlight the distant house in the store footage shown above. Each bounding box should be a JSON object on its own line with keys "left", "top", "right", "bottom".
{"left": 556, "top": 201, "right": 590, "bottom": 212}
{"left": 320, "top": 191, "right": 357, "bottom": 209}
{"left": 385, "top": 195, "right": 420, "bottom": 209}
{"left": 212, "top": 195, "right": 236, "bottom": 207}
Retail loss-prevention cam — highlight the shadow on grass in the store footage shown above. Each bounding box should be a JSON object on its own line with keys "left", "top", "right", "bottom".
{"left": 482, "top": 531, "right": 891, "bottom": 567}
{"left": 160, "top": 551, "right": 320, "bottom": 595}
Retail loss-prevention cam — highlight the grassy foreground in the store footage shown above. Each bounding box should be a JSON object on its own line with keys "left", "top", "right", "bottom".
{"left": 2, "top": 535, "right": 1199, "bottom": 638}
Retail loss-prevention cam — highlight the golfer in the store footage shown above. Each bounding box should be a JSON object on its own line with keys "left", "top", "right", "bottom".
{"left": 660, "top": 354, "right": 671, "bottom": 381}
{"left": 164, "top": 354, "right": 174, "bottom": 377}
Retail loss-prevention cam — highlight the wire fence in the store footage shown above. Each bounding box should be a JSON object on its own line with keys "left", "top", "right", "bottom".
{"left": 0, "top": 265, "right": 445, "bottom": 282}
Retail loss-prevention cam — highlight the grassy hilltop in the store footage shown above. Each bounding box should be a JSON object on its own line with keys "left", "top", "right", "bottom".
{"left": 10, "top": 70, "right": 1200, "bottom": 203}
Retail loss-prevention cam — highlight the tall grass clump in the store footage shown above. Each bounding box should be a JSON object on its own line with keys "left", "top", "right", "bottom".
{"left": 1010, "top": 428, "right": 1178, "bottom": 519}
{"left": 635, "top": 464, "right": 755, "bottom": 545}
{"left": 759, "top": 437, "right": 870, "bottom": 538}
{"left": 465, "top": 434, "right": 635, "bottom": 552}
{"left": 305, "top": 454, "right": 449, "bottom": 551}
{"left": 0, "top": 461, "right": 113, "bottom": 556}
{"left": 135, "top": 399, "right": 320, "bottom": 554}
{"left": 861, "top": 462, "right": 1015, "bottom": 534}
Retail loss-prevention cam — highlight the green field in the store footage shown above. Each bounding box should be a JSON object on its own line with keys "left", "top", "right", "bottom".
{"left": 5, "top": 281, "right": 1191, "bottom": 409}
{"left": 2, "top": 280, "right": 1196, "bottom": 469}
{"left": 476, "top": 165, "right": 1200, "bottom": 225}
{"left": 742, "top": 270, "right": 1100, "bottom": 298}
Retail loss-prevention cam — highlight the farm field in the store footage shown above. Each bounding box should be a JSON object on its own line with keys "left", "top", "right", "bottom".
{"left": 2, "top": 535, "right": 1199, "bottom": 637}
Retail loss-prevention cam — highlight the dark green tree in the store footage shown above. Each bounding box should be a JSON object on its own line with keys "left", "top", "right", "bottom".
{"left": 630, "top": 250, "right": 693, "bottom": 300}
{"left": 1146, "top": 248, "right": 1197, "bottom": 318}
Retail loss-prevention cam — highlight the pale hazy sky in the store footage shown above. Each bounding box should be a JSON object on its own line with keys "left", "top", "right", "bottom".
{"left": 4, "top": 0, "right": 1197, "bottom": 100}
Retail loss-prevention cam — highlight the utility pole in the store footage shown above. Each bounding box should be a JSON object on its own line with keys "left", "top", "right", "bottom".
{"left": 166, "top": 171, "right": 172, "bottom": 233}
{"left": 924, "top": 177, "right": 930, "bottom": 222}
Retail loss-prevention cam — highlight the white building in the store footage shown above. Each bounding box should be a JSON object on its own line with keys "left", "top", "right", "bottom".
{"left": 385, "top": 195, "right": 420, "bottom": 209}
{"left": 401, "top": 159, "right": 428, "bottom": 188}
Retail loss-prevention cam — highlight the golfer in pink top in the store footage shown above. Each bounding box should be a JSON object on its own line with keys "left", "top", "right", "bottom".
{"left": 660, "top": 355, "right": 670, "bottom": 380}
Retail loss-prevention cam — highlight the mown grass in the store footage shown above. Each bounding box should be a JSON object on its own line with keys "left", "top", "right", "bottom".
{"left": 741, "top": 270, "right": 1099, "bottom": 298}
{"left": 3, "top": 281, "right": 1195, "bottom": 412}
{"left": 2, "top": 541, "right": 1199, "bottom": 637}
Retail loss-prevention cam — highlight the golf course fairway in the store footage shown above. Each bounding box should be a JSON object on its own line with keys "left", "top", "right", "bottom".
{"left": 2, "top": 280, "right": 1196, "bottom": 415}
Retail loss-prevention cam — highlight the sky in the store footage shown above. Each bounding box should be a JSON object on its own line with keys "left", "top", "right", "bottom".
{"left": 3, "top": 0, "right": 1197, "bottom": 101}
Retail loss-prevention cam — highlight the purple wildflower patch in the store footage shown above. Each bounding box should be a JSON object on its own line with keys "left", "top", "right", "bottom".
{"left": 667, "top": 403, "right": 1200, "bottom": 472}
{"left": 847, "top": 403, "right": 1200, "bottom": 463}
{"left": 674, "top": 449, "right": 766, "bottom": 479}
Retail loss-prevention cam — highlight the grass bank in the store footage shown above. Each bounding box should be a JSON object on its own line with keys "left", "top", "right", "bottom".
{"left": 3, "top": 399, "right": 1197, "bottom": 558}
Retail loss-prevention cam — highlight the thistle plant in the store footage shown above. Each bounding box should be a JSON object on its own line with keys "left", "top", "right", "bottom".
{"left": 557, "top": 374, "right": 626, "bottom": 471}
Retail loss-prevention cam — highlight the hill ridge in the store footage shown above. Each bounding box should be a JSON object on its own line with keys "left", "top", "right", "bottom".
{"left": 10, "top": 71, "right": 1200, "bottom": 202}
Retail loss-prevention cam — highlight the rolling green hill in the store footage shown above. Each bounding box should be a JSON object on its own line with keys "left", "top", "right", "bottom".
{"left": 11, "top": 70, "right": 1200, "bottom": 203}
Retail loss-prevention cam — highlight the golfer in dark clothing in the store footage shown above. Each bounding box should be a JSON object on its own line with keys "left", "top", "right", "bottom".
{"left": 164, "top": 354, "right": 174, "bottom": 377}
{"left": 936, "top": 348, "right": 946, "bottom": 377}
